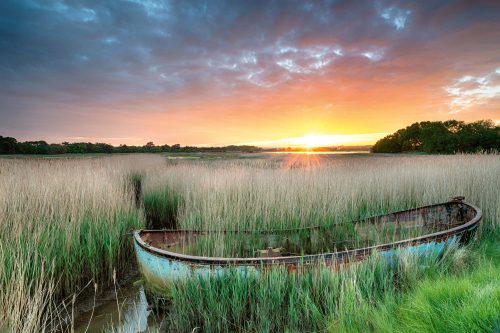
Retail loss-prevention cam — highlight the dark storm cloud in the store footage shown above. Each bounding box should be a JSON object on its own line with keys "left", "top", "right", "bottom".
{"left": 1, "top": 0, "right": 499, "bottom": 139}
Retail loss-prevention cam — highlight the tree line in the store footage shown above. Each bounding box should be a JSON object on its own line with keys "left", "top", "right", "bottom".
{"left": 371, "top": 120, "right": 499, "bottom": 154}
{"left": 0, "top": 137, "right": 262, "bottom": 155}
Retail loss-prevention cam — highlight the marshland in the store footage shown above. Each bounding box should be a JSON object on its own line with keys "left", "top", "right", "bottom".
{"left": 3, "top": 0, "right": 500, "bottom": 331}
{"left": 0, "top": 152, "right": 499, "bottom": 332}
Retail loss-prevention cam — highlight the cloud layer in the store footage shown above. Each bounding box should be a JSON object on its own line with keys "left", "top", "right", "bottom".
{"left": 1, "top": 0, "right": 499, "bottom": 145}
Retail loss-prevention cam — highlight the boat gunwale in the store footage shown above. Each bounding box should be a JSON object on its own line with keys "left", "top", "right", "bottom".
{"left": 133, "top": 200, "right": 482, "bottom": 266}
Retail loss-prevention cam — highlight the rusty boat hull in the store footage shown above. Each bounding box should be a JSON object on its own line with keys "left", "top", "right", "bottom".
{"left": 133, "top": 198, "right": 481, "bottom": 294}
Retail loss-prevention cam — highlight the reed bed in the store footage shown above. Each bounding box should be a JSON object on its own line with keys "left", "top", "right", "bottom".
{"left": 140, "top": 153, "right": 500, "bottom": 332}
{"left": 142, "top": 154, "right": 500, "bottom": 257}
{"left": 0, "top": 155, "right": 165, "bottom": 332}
{"left": 1, "top": 153, "right": 499, "bottom": 332}
{"left": 329, "top": 236, "right": 500, "bottom": 333}
{"left": 167, "top": 243, "right": 483, "bottom": 332}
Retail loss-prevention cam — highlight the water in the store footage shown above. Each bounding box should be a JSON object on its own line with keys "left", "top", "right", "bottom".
{"left": 73, "top": 281, "right": 165, "bottom": 333}
{"left": 268, "top": 151, "right": 370, "bottom": 154}
{"left": 74, "top": 203, "right": 469, "bottom": 331}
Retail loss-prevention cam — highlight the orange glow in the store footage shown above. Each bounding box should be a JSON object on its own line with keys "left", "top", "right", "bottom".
{"left": 243, "top": 133, "right": 389, "bottom": 148}
{"left": 3, "top": 4, "right": 499, "bottom": 147}
{"left": 295, "top": 135, "right": 333, "bottom": 148}
{"left": 19, "top": 22, "right": 500, "bottom": 148}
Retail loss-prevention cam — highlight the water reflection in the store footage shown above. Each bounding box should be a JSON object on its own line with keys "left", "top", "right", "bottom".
{"left": 74, "top": 283, "right": 163, "bottom": 333}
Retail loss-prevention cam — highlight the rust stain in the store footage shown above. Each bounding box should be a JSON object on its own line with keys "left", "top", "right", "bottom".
{"left": 134, "top": 198, "right": 481, "bottom": 283}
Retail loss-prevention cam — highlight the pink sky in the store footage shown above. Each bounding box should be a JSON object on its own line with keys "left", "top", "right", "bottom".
{"left": 1, "top": 1, "right": 499, "bottom": 146}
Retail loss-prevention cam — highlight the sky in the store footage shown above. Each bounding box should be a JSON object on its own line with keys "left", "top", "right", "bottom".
{"left": 1, "top": 0, "right": 499, "bottom": 147}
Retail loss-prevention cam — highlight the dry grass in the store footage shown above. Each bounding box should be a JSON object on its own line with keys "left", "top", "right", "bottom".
{"left": 141, "top": 153, "right": 500, "bottom": 332}
{"left": 143, "top": 154, "right": 500, "bottom": 232}
{"left": 0, "top": 152, "right": 499, "bottom": 332}
{"left": 0, "top": 155, "right": 164, "bottom": 332}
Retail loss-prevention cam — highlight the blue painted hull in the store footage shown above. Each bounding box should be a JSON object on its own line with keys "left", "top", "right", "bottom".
{"left": 134, "top": 235, "right": 461, "bottom": 295}
{"left": 134, "top": 199, "right": 480, "bottom": 296}
{"left": 134, "top": 241, "right": 257, "bottom": 293}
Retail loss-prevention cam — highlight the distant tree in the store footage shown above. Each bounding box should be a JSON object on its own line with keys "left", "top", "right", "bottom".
{"left": 92, "top": 143, "right": 113, "bottom": 153}
{"left": 372, "top": 119, "right": 499, "bottom": 154}
{"left": 420, "top": 122, "right": 455, "bottom": 153}
{"left": 144, "top": 141, "right": 164, "bottom": 153}
{"left": 399, "top": 123, "right": 422, "bottom": 151}
{"left": 458, "top": 120, "right": 499, "bottom": 152}
{"left": 64, "top": 142, "right": 87, "bottom": 154}
{"left": 48, "top": 144, "right": 66, "bottom": 154}
{"left": 18, "top": 141, "right": 50, "bottom": 154}
{"left": 116, "top": 144, "right": 129, "bottom": 153}
{"left": 0, "top": 136, "right": 18, "bottom": 154}
{"left": 0, "top": 136, "right": 264, "bottom": 155}
{"left": 371, "top": 133, "right": 402, "bottom": 153}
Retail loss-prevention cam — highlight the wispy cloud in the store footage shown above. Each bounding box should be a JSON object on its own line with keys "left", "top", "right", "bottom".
{"left": 362, "top": 50, "right": 384, "bottom": 61}
{"left": 1, "top": 1, "right": 499, "bottom": 145}
{"left": 380, "top": 6, "right": 411, "bottom": 30}
{"left": 445, "top": 68, "right": 500, "bottom": 113}
{"left": 206, "top": 44, "right": 345, "bottom": 87}
{"left": 204, "top": 43, "right": 389, "bottom": 89}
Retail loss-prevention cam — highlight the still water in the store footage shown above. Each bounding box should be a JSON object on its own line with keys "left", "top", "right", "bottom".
{"left": 73, "top": 281, "right": 165, "bottom": 333}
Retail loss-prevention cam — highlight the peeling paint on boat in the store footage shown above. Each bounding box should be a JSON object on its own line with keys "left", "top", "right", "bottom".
{"left": 380, "top": 236, "right": 458, "bottom": 259}
{"left": 134, "top": 198, "right": 481, "bottom": 295}
{"left": 135, "top": 241, "right": 258, "bottom": 289}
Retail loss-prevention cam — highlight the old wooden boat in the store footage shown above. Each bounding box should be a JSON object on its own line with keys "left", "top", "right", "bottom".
{"left": 133, "top": 197, "right": 481, "bottom": 294}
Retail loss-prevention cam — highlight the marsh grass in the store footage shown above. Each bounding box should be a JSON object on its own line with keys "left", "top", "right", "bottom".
{"left": 163, "top": 222, "right": 451, "bottom": 258}
{"left": 0, "top": 155, "right": 165, "bottom": 331}
{"left": 0, "top": 153, "right": 499, "bottom": 332}
{"left": 143, "top": 154, "right": 499, "bottom": 257}
{"left": 330, "top": 235, "right": 500, "bottom": 333}
{"left": 142, "top": 187, "right": 181, "bottom": 229}
{"left": 166, "top": 241, "right": 476, "bottom": 332}
{"left": 146, "top": 154, "right": 500, "bottom": 230}
{"left": 141, "top": 153, "right": 499, "bottom": 332}
{"left": 162, "top": 235, "right": 500, "bottom": 333}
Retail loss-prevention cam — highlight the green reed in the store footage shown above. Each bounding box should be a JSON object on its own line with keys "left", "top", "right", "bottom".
{"left": 166, "top": 240, "right": 476, "bottom": 332}
{"left": 0, "top": 155, "right": 165, "bottom": 331}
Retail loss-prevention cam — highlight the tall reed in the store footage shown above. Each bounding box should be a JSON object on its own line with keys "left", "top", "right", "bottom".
{"left": 0, "top": 155, "right": 165, "bottom": 331}
{"left": 167, "top": 243, "right": 477, "bottom": 332}
{"left": 142, "top": 153, "right": 500, "bottom": 257}
{"left": 144, "top": 154, "right": 499, "bottom": 230}
{"left": 141, "top": 153, "right": 499, "bottom": 331}
{"left": 1, "top": 153, "right": 499, "bottom": 331}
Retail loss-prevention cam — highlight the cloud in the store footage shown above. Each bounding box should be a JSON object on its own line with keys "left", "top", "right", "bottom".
{"left": 445, "top": 68, "right": 500, "bottom": 113}
{"left": 273, "top": 45, "right": 339, "bottom": 74}
{"left": 0, "top": 0, "right": 400, "bottom": 106}
{"left": 204, "top": 43, "right": 345, "bottom": 87}
{"left": 380, "top": 6, "right": 411, "bottom": 30}
{"left": 0, "top": 0, "right": 500, "bottom": 143}
{"left": 200, "top": 42, "right": 390, "bottom": 89}
{"left": 362, "top": 50, "right": 384, "bottom": 61}
{"left": 126, "top": 0, "right": 171, "bottom": 17}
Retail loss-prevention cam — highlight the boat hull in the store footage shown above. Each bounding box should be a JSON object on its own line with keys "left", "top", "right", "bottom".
{"left": 134, "top": 199, "right": 481, "bottom": 296}
{"left": 135, "top": 241, "right": 258, "bottom": 294}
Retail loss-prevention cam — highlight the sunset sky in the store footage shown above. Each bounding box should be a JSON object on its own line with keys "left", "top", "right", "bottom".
{"left": 1, "top": 0, "right": 499, "bottom": 147}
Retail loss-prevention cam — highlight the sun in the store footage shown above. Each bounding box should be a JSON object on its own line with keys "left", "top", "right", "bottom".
{"left": 301, "top": 135, "right": 329, "bottom": 148}
{"left": 288, "top": 134, "right": 335, "bottom": 148}
{"left": 246, "top": 133, "right": 389, "bottom": 148}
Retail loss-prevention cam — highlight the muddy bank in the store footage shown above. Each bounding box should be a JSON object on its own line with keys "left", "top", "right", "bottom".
{"left": 70, "top": 174, "right": 173, "bottom": 332}
{"left": 72, "top": 269, "right": 167, "bottom": 332}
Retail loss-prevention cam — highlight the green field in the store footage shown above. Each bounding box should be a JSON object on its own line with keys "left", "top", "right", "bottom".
{"left": 0, "top": 153, "right": 499, "bottom": 332}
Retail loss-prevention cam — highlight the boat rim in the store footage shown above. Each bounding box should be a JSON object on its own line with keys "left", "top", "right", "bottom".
{"left": 133, "top": 199, "right": 482, "bottom": 265}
